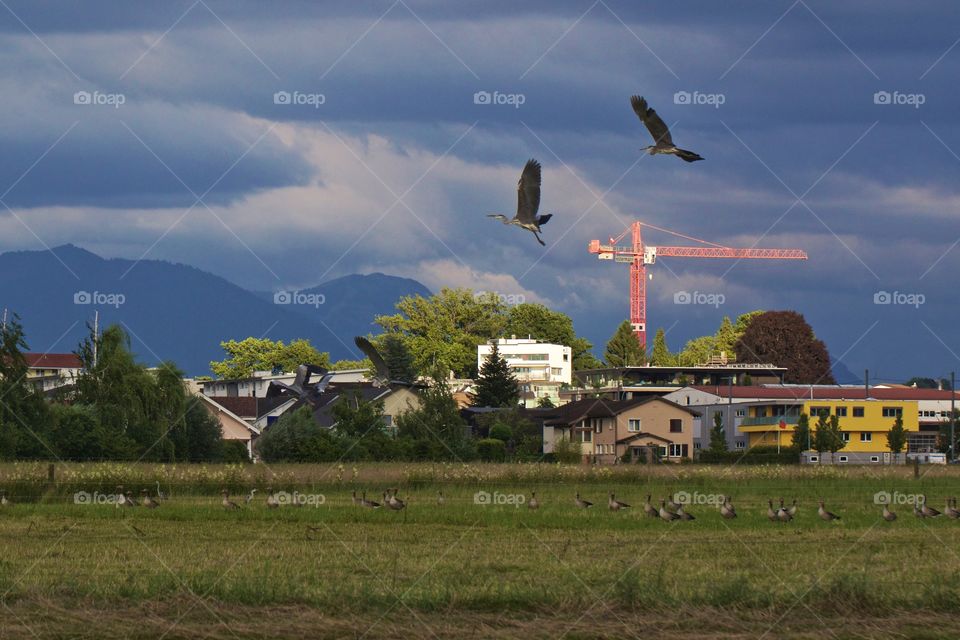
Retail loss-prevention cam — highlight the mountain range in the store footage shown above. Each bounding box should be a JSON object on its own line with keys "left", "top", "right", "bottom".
{"left": 0, "top": 245, "right": 430, "bottom": 376}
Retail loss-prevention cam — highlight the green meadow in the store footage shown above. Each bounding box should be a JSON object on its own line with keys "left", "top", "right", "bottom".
{"left": 1, "top": 462, "right": 959, "bottom": 639}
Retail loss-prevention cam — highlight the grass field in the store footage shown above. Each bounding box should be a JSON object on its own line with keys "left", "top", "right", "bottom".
{"left": 2, "top": 462, "right": 960, "bottom": 639}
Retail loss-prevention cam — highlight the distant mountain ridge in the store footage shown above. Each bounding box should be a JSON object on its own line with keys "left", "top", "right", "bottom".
{"left": 0, "top": 245, "right": 430, "bottom": 375}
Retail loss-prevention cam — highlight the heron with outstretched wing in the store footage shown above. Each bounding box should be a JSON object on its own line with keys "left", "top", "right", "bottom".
{"left": 631, "top": 95, "right": 703, "bottom": 163}
{"left": 487, "top": 159, "right": 553, "bottom": 246}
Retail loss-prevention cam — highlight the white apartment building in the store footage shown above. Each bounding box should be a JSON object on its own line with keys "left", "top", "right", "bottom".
{"left": 477, "top": 337, "right": 572, "bottom": 408}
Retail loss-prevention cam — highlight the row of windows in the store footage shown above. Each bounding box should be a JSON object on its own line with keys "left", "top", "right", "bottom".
{"left": 808, "top": 454, "right": 883, "bottom": 463}
{"left": 839, "top": 432, "right": 873, "bottom": 442}
{"left": 808, "top": 406, "right": 903, "bottom": 418}
{"left": 627, "top": 419, "right": 684, "bottom": 433}
{"left": 920, "top": 410, "right": 953, "bottom": 418}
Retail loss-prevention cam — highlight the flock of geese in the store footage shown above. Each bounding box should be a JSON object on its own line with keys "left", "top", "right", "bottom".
{"left": 3, "top": 486, "right": 959, "bottom": 524}
{"left": 487, "top": 95, "right": 703, "bottom": 246}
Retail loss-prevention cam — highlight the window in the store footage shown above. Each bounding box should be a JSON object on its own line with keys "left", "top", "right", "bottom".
{"left": 882, "top": 407, "right": 902, "bottom": 418}
{"left": 736, "top": 409, "right": 746, "bottom": 417}
{"left": 853, "top": 406, "right": 864, "bottom": 418}
{"left": 694, "top": 442, "right": 701, "bottom": 449}
{"left": 811, "top": 406, "right": 830, "bottom": 416}
{"left": 581, "top": 430, "right": 592, "bottom": 443}
{"left": 860, "top": 432, "right": 872, "bottom": 442}
{"left": 563, "top": 353, "right": 569, "bottom": 362}
{"left": 658, "top": 446, "right": 668, "bottom": 457}
{"left": 736, "top": 441, "right": 746, "bottom": 449}
{"left": 839, "top": 455, "right": 849, "bottom": 463}
{"left": 835, "top": 407, "right": 847, "bottom": 417}
{"left": 809, "top": 455, "right": 819, "bottom": 462}
{"left": 628, "top": 419, "right": 642, "bottom": 432}
{"left": 670, "top": 419, "right": 683, "bottom": 433}
{"left": 841, "top": 432, "right": 850, "bottom": 442}
{"left": 668, "top": 444, "right": 689, "bottom": 458}
{"left": 870, "top": 456, "right": 880, "bottom": 462}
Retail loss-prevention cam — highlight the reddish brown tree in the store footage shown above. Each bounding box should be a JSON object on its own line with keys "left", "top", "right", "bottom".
{"left": 733, "top": 311, "right": 835, "bottom": 384}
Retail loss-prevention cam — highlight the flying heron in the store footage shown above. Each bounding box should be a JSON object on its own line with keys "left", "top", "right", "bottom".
{"left": 487, "top": 158, "right": 553, "bottom": 246}
{"left": 630, "top": 95, "right": 703, "bottom": 163}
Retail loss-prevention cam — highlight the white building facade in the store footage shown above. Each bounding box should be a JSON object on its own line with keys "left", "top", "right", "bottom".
{"left": 477, "top": 337, "right": 572, "bottom": 408}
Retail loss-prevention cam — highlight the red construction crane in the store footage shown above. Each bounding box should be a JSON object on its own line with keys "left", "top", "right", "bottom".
{"left": 588, "top": 221, "right": 807, "bottom": 348}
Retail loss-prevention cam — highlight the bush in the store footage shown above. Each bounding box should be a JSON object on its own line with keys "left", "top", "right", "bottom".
{"left": 221, "top": 440, "right": 251, "bottom": 463}
{"left": 697, "top": 445, "right": 799, "bottom": 465}
{"left": 553, "top": 437, "right": 582, "bottom": 464}
{"left": 477, "top": 438, "right": 506, "bottom": 462}
{"left": 489, "top": 423, "right": 512, "bottom": 443}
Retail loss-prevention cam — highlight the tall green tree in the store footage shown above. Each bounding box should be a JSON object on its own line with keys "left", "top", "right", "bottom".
{"left": 812, "top": 410, "right": 830, "bottom": 464}
{"left": 375, "top": 289, "right": 506, "bottom": 377}
{"left": 734, "top": 311, "right": 835, "bottom": 384}
{"left": 505, "top": 303, "right": 601, "bottom": 370}
{"left": 210, "top": 338, "right": 329, "bottom": 379}
{"left": 604, "top": 321, "right": 646, "bottom": 367}
{"left": 0, "top": 314, "right": 52, "bottom": 459}
{"left": 791, "top": 413, "right": 811, "bottom": 453}
{"left": 378, "top": 333, "right": 417, "bottom": 382}
{"left": 473, "top": 343, "right": 520, "bottom": 408}
{"left": 714, "top": 316, "right": 737, "bottom": 356}
{"left": 397, "top": 372, "right": 474, "bottom": 460}
{"left": 827, "top": 414, "right": 845, "bottom": 463}
{"left": 887, "top": 414, "right": 906, "bottom": 463}
{"left": 650, "top": 328, "right": 675, "bottom": 366}
{"left": 709, "top": 411, "right": 728, "bottom": 453}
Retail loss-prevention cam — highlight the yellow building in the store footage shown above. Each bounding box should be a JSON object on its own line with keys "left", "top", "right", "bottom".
{"left": 738, "top": 399, "right": 918, "bottom": 457}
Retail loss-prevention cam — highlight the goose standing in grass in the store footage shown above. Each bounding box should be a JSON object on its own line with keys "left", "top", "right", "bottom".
{"left": 817, "top": 500, "right": 840, "bottom": 522}
{"left": 265, "top": 488, "right": 279, "bottom": 509}
{"left": 386, "top": 490, "right": 406, "bottom": 511}
{"left": 245, "top": 489, "right": 257, "bottom": 505}
{"left": 608, "top": 493, "right": 630, "bottom": 511}
{"left": 360, "top": 492, "right": 380, "bottom": 509}
{"left": 643, "top": 495, "right": 658, "bottom": 518}
{"left": 676, "top": 504, "right": 696, "bottom": 521}
{"left": 141, "top": 489, "right": 159, "bottom": 509}
{"left": 767, "top": 500, "right": 779, "bottom": 522}
{"left": 659, "top": 499, "right": 680, "bottom": 522}
{"left": 221, "top": 490, "right": 241, "bottom": 510}
{"left": 720, "top": 496, "right": 737, "bottom": 520}
{"left": 125, "top": 491, "right": 139, "bottom": 507}
{"left": 946, "top": 497, "right": 960, "bottom": 520}
{"left": 667, "top": 496, "right": 680, "bottom": 512}
{"left": 436, "top": 491, "right": 446, "bottom": 506}
{"left": 0, "top": 490, "right": 10, "bottom": 506}
{"left": 574, "top": 493, "right": 593, "bottom": 509}
{"left": 914, "top": 502, "right": 925, "bottom": 518}
{"left": 352, "top": 491, "right": 362, "bottom": 506}
{"left": 787, "top": 499, "right": 798, "bottom": 517}
{"left": 777, "top": 498, "right": 793, "bottom": 523}
{"left": 920, "top": 495, "right": 941, "bottom": 518}
{"left": 528, "top": 492, "right": 540, "bottom": 510}
{"left": 882, "top": 504, "right": 897, "bottom": 521}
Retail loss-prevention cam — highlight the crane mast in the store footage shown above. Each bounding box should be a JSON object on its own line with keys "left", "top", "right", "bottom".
{"left": 588, "top": 221, "right": 807, "bottom": 349}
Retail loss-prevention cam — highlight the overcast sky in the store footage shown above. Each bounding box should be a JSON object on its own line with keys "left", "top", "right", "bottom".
{"left": 1, "top": 0, "right": 958, "bottom": 381}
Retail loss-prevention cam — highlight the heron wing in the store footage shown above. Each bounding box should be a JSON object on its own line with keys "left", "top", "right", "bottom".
{"left": 516, "top": 159, "right": 541, "bottom": 223}
{"left": 354, "top": 336, "right": 391, "bottom": 381}
{"left": 630, "top": 95, "right": 674, "bottom": 146}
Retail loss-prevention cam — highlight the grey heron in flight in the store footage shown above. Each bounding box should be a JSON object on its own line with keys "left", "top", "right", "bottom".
{"left": 487, "top": 159, "right": 553, "bottom": 246}
{"left": 354, "top": 336, "right": 392, "bottom": 384}
{"left": 630, "top": 96, "right": 703, "bottom": 163}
